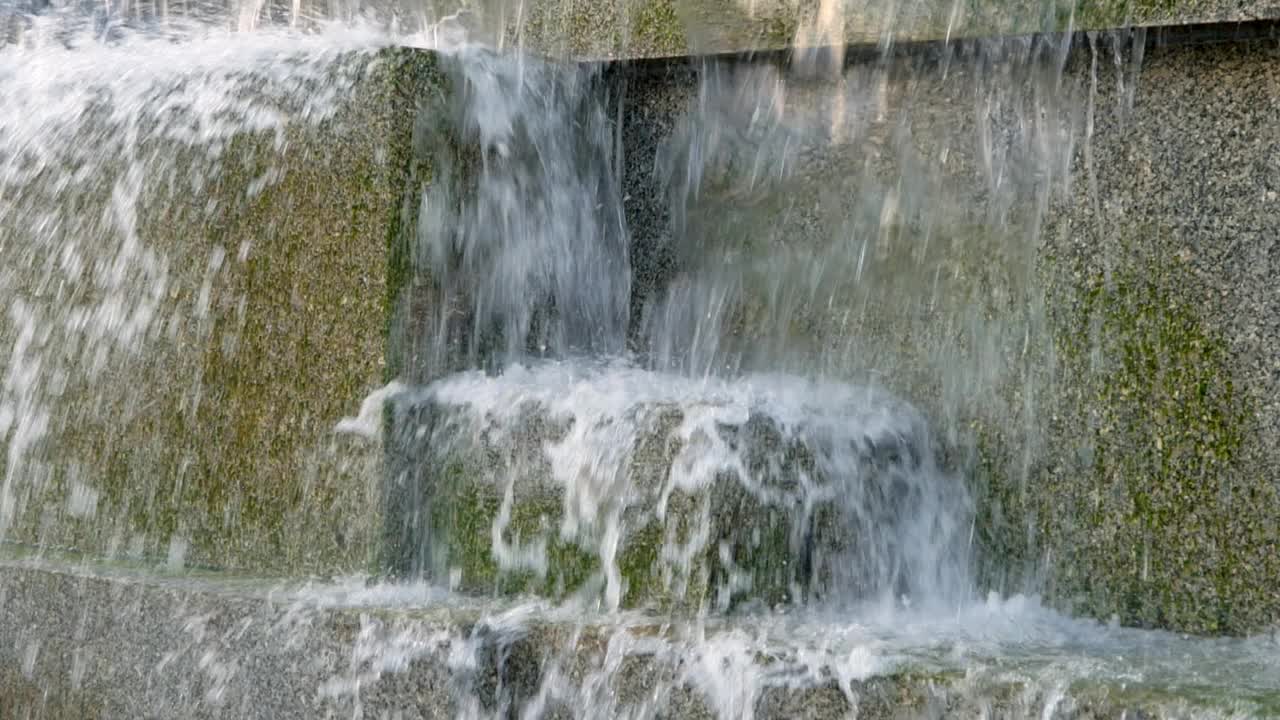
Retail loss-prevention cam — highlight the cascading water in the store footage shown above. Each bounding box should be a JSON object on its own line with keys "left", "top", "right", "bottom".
{"left": 0, "top": 14, "right": 403, "bottom": 563}
{"left": 1, "top": 2, "right": 1278, "bottom": 718}
{"left": 388, "top": 362, "right": 971, "bottom": 614}
{"left": 409, "top": 49, "right": 631, "bottom": 375}
{"left": 383, "top": 48, "right": 975, "bottom": 619}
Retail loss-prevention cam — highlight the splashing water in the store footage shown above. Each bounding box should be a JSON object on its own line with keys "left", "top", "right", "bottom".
{"left": 387, "top": 360, "right": 972, "bottom": 614}
{"left": 0, "top": 17, "right": 400, "bottom": 546}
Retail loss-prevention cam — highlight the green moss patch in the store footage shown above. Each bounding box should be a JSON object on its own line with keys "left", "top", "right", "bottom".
{"left": 415, "top": 461, "right": 811, "bottom": 611}
{"left": 1039, "top": 229, "right": 1276, "bottom": 635}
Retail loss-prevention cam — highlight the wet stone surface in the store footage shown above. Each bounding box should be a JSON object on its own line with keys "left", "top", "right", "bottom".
{"left": 381, "top": 365, "right": 958, "bottom": 612}
{"left": 0, "top": 42, "right": 447, "bottom": 576}
{"left": 612, "top": 27, "right": 1280, "bottom": 636}
{"left": 3, "top": 557, "right": 1277, "bottom": 719}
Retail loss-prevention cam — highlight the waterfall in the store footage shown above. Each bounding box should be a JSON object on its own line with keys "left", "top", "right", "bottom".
{"left": 2, "top": 2, "right": 1277, "bottom": 718}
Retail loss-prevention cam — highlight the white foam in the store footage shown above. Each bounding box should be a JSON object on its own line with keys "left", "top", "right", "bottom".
{"left": 335, "top": 380, "right": 407, "bottom": 439}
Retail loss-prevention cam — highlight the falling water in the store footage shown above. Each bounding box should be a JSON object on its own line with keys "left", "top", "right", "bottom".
{"left": 0, "top": 16, "right": 401, "bottom": 560}
{"left": 1, "top": 1, "right": 1278, "bottom": 717}
{"left": 408, "top": 49, "right": 630, "bottom": 375}
{"left": 378, "top": 43, "right": 982, "bottom": 617}
{"left": 387, "top": 361, "right": 970, "bottom": 613}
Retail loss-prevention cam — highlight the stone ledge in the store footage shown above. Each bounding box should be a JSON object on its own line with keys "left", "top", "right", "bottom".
{"left": 3, "top": 556, "right": 1275, "bottom": 718}
{"left": 383, "top": 371, "right": 947, "bottom": 611}
{"left": 501, "top": 0, "right": 1280, "bottom": 61}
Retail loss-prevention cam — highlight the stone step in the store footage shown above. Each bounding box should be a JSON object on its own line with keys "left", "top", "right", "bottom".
{"left": 3, "top": 554, "right": 1276, "bottom": 719}
{"left": 383, "top": 363, "right": 965, "bottom": 612}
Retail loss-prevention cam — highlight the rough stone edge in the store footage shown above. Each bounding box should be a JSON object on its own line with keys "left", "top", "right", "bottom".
{"left": 505, "top": 0, "right": 1280, "bottom": 61}
{"left": 2, "top": 557, "right": 1256, "bottom": 719}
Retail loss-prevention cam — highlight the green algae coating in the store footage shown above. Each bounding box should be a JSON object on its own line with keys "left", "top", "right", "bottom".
{"left": 384, "top": 392, "right": 818, "bottom": 608}
{"left": 632, "top": 0, "right": 685, "bottom": 56}
{"left": 968, "top": 420, "right": 1038, "bottom": 599}
{"left": 969, "top": 215, "right": 1280, "bottom": 635}
{"left": 424, "top": 471, "right": 803, "bottom": 610}
{"left": 1, "top": 49, "right": 445, "bottom": 577}
{"left": 403, "top": 405, "right": 811, "bottom": 609}
{"left": 428, "top": 464, "right": 600, "bottom": 598}
{"left": 1037, "top": 230, "right": 1277, "bottom": 635}
{"left": 1073, "top": 0, "right": 1209, "bottom": 29}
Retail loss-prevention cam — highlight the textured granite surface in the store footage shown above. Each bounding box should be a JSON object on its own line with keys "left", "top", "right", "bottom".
{"left": 1031, "top": 37, "right": 1280, "bottom": 635}
{"left": 1, "top": 557, "right": 1266, "bottom": 718}
{"left": 504, "top": 0, "right": 1280, "bottom": 60}
{"left": 612, "top": 27, "right": 1280, "bottom": 634}
{"left": 383, "top": 392, "right": 941, "bottom": 610}
{"left": 0, "top": 48, "right": 443, "bottom": 577}
{"left": 6, "top": 0, "right": 1279, "bottom": 59}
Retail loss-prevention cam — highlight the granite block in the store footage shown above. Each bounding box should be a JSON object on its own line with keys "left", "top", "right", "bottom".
{"left": 2, "top": 556, "right": 1268, "bottom": 718}
{"left": 0, "top": 48, "right": 446, "bottom": 577}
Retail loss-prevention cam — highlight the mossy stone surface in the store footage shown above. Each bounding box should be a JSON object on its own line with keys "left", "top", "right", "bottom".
{"left": 1043, "top": 244, "right": 1257, "bottom": 633}
{"left": 384, "top": 396, "right": 862, "bottom": 610}
{"left": 1022, "top": 38, "right": 1280, "bottom": 636}
{"left": 0, "top": 48, "right": 447, "bottom": 577}
{"left": 946, "top": 39, "right": 1280, "bottom": 636}
{"left": 618, "top": 32, "right": 1280, "bottom": 634}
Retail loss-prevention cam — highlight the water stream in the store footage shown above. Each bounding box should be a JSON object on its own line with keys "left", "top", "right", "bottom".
{"left": 1, "top": 2, "right": 1278, "bottom": 718}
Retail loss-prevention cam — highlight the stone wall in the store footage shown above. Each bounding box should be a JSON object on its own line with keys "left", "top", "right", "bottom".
{"left": 0, "top": 556, "right": 1256, "bottom": 718}
{"left": 2, "top": 7, "right": 1277, "bottom": 636}
{"left": 613, "top": 25, "right": 1280, "bottom": 634}
{"left": 510, "top": 0, "right": 1280, "bottom": 59}
{"left": 8, "top": 0, "right": 1276, "bottom": 59}
{"left": 1032, "top": 37, "right": 1280, "bottom": 635}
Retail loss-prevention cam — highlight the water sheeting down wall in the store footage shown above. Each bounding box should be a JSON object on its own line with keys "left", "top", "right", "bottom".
{"left": 0, "top": 25, "right": 443, "bottom": 574}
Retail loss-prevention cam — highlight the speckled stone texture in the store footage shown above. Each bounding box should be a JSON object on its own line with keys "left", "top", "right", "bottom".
{"left": 1032, "top": 36, "right": 1280, "bottom": 635}
{"left": 13, "top": 0, "right": 1276, "bottom": 60}
{"left": 383, "top": 391, "right": 940, "bottom": 610}
{"left": 505, "top": 0, "right": 1280, "bottom": 60}
{"left": 611, "top": 27, "right": 1280, "bottom": 634}
{"left": 0, "top": 48, "right": 445, "bottom": 577}
{"left": 0, "top": 559, "right": 1247, "bottom": 718}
